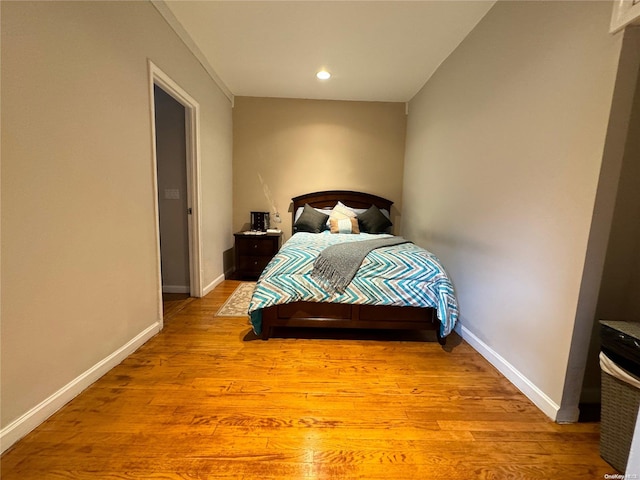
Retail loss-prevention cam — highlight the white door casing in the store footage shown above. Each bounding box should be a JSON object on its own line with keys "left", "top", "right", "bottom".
{"left": 148, "top": 60, "right": 203, "bottom": 325}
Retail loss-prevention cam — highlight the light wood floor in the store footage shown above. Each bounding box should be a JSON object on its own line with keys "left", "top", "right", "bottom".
{"left": 2, "top": 280, "right": 614, "bottom": 479}
{"left": 162, "top": 292, "right": 195, "bottom": 318}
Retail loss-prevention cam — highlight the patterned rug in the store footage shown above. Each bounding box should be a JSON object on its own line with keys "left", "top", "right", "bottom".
{"left": 215, "top": 282, "right": 256, "bottom": 317}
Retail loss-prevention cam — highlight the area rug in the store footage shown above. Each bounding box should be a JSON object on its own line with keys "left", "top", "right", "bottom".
{"left": 215, "top": 282, "right": 256, "bottom": 317}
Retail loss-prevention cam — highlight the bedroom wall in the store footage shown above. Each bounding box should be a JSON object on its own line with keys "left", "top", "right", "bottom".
{"left": 402, "top": 0, "right": 622, "bottom": 417}
{"left": 1, "top": 0, "right": 233, "bottom": 445}
{"left": 232, "top": 97, "right": 407, "bottom": 240}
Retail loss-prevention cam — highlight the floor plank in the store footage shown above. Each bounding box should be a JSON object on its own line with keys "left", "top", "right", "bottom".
{"left": 1, "top": 280, "right": 616, "bottom": 479}
{"left": 162, "top": 292, "right": 195, "bottom": 318}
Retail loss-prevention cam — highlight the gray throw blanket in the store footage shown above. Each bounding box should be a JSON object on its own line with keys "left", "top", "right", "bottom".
{"left": 312, "top": 237, "right": 411, "bottom": 294}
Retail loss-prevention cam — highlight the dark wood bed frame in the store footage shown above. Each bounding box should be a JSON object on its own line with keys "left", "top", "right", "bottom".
{"left": 260, "top": 190, "right": 444, "bottom": 344}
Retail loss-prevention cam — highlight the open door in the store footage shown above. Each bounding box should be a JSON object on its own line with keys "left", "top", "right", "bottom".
{"left": 149, "top": 61, "right": 203, "bottom": 323}
{"left": 154, "top": 85, "right": 190, "bottom": 297}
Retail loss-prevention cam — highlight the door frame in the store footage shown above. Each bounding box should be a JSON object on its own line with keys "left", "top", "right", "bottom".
{"left": 558, "top": 27, "right": 640, "bottom": 422}
{"left": 148, "top": 60, "right": 203, "bottom": 320}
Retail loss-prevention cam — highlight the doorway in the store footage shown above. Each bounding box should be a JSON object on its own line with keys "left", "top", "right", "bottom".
{"left": 559, "top": 26, "right": 640, "bottom": 423}
{"left": 149, "top": 61, "right": 203, "bottom": 323}
{"left": 154, "top": 85, "right": 190, "bottom": 298}
{"left": 579, "top": 31, "right": 640, "bottom": 415}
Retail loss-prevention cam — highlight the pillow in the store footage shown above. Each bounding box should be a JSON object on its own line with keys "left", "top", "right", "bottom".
{"left": 294, "top": 206, "right": 332, "bottom": 226}
{"left": 329, "top": 217, "right": 360, "bottom": 234}
{"left": 330, "top": 201, "right": 357, "bottom": 221}
{"left": 357, "top": 204, "right": 393, "bottom": 234}
{"left": 293, "top": 204, "right": 330, "bottom": 233}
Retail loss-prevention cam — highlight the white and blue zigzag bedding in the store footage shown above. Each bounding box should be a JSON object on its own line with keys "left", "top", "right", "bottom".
{"left": 248, "top": 232, "right": 458, "bottom": 337}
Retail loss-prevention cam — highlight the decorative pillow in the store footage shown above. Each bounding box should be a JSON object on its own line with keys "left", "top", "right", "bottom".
{"left": 294, "top": 206, "right": 332, "bottom": 226}
{"left": 357, "top": 204, "right": 393, "bottom": 234}
{"left": 330, "top": 201, "right": 357, "bottom": 221}
{"left": 293, "top": 204, "right": 330, "bottom": 233}
{"left": 329, "top": 217, "right": 360, "bottom": 234}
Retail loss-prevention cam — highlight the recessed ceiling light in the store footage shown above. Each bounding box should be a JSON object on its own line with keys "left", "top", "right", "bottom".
{"left": 316, "top": 70, "right": 331, "bottom": 80}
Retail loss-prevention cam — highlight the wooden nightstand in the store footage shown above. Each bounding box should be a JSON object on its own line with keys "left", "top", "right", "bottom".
{"left": 234, "top": 232, "right": 282, "bottom": 279}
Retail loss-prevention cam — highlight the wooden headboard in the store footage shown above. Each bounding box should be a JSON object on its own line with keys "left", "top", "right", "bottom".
{"left": 291, "top": 190, "right": 394, "bottom": 233}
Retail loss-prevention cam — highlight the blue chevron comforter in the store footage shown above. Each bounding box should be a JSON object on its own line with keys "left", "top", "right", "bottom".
{"left": 248, "top": 232, "right": 459, "bottom": 337}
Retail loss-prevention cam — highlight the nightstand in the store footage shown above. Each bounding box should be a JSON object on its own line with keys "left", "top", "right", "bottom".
{"left": 234, "top": 232, "right": 282, "bottom": 279}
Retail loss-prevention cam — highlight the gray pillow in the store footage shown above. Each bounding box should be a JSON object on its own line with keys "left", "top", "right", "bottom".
{"left": 294, "top": 204, "right": 330, "bottom": 233}
{"left": 357, "top": 204, "right": 393, "bottom": 234}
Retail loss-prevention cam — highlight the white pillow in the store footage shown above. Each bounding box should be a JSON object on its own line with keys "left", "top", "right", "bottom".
{"left": 330, "top": 201, "right": 357, "bottom": 221}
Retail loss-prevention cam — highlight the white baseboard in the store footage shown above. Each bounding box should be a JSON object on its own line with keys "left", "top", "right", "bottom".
{"left": 455, "top": 323, "right": 560, "bottom": 421}
{"left": 203, "top": 273, "right": 225, "bottom": 296}
{"left": 163, "top": 273, "right": 225, "bottom": 297}
{"left": 162, "top": 285, "right": 190, "bottom": 294}
{"left": 0, "top": 322, "right": 161, "bottom": 454}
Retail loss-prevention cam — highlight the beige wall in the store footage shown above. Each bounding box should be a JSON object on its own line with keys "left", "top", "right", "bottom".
{"left": 1, "top": 1, "right": 233, "bottom": 432}
{"left": 402, "top": 1, "right": 622, "bottom": 413}
{"left": 232, "top": 97, "right": 407, "bottom": 240}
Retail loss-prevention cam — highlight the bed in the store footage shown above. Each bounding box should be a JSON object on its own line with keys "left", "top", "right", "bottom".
{"left": 247, "top": 190, "right": 458, "bottom": 344}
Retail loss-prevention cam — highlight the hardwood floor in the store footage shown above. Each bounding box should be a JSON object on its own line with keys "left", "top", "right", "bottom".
{"left": 2, "top": 280, "right": 614, "bottom": 479}
{"left": 162, "top": 292, "right": 195, "bottom": 318}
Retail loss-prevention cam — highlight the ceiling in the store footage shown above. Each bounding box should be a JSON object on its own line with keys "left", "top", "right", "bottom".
{"left": 159, "top": 1, "right": 495, "bottom": 103}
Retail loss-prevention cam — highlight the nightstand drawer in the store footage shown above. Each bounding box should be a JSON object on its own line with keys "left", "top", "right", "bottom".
{"left": 235, "top": 236, "right": 277, "bottom": 256}
{"left": 234, "top": 232, "right": 282, "bottom": 280}
{"left": 237, "top": 255, "right": 272, "bottom": 275}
